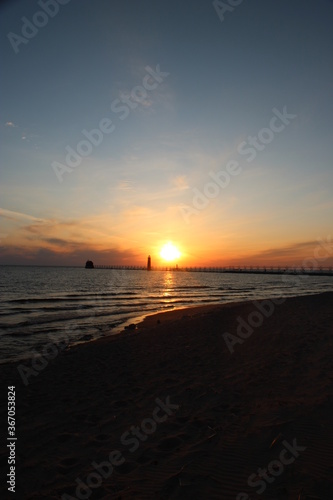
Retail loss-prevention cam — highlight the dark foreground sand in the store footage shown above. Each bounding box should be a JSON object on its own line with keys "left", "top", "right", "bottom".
{"left": 1, "top": 292, "right": 333, "bottom": 499}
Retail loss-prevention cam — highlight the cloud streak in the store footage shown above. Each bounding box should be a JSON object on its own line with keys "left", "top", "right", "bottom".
{"left": 0, "top": 208, "right": 44, "bottom": 223}
{"left": 0, "top": 245, "right": 140, "bottom": 267}
{"left": 228, "top": 239, "right": 333, "bottom": 266}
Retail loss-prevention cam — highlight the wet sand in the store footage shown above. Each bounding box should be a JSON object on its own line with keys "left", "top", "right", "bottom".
{"left": 1, "top": 292, "right": 333, "bottom": 499}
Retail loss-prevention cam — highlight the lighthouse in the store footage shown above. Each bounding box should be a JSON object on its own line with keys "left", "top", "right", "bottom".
{"left": 147, "top": 255, "right": 151, "bottom": 271}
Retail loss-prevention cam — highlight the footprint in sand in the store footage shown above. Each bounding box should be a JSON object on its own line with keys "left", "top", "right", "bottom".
{"left": 73, "top": 413, "right": 87, "bottom": 422}
{"left": 112, "top": 400, "right": 129, "bottom": 408}
{"left": 158, "top": 436, "right": 182, "bottom": 452}
{"left": 60, "top": 457, "right": 78, "bottom": 467}
{"left": 116, "top": 461, "right": 137, "bottom": 474}
{"left": 56, "top": 433, "right": 73, "bottom": 443}
{"left": 95, "top": 433, "right": 110, "bottom": 441}
{"left": 57, "top": 456, "right": 79, "bottom": 474}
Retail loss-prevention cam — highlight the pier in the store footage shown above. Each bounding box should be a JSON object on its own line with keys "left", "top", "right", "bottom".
{"left": 93, "top": 265, "right": 333, "bottom": 277}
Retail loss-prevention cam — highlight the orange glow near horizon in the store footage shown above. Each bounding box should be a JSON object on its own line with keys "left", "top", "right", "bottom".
{"left": 1, "top": 208, "right": 333, "bottom": 268}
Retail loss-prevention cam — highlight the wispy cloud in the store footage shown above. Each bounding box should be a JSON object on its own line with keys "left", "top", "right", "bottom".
{"left": 123, "top": 206, "right": 154, "bottom": 218}
{"left": 0, "top": 208, "right": 44, "bottom": 223}
{"left": 43, "top": 237, "right": 77, "bottom": 247}
{"left": 117, "top": 180, "right": 135, "bottom": 192}
{"left": 230, "top": 239, "right": 333, "bottom": 266}
{"left": 0, "top": 245, "right": 139, "bottom": 266}
{"left": 172, "top": 175, "right": 189, "bottom": 191}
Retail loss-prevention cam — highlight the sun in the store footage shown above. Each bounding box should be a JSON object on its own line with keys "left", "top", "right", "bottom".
{"left": 160, "top": 242, "right": 181, "bottom": 262}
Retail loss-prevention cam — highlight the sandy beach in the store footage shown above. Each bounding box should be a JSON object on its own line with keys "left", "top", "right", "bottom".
{"left": 1, "top": 292, "right": 333, "bottom": 499}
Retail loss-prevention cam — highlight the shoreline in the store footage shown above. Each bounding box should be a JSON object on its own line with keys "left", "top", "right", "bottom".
{"left": 1, "top": 291, "right": 333, "bottom": 498}
{"left": 0, "top": 290, "right": 331, "bottom": 368}
{"left": 105, "top": 289, "right": 332, "bottom": 341}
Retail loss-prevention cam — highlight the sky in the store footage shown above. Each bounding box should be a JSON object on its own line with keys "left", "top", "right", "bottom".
{"left": 0, "top": 0, "right": 332, "bottom": 267}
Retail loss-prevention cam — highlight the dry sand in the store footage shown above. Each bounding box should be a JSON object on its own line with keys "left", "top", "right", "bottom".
{"left": 1, "top": 292, "right": 333, "bottom": 499}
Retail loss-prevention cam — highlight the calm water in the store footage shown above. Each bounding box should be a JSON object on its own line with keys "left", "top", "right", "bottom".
{"left": 1, "top": 265, "right": 333, "bottom": 364}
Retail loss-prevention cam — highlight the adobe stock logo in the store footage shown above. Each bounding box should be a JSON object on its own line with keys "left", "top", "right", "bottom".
{"left": 7, "top": 0, "right": 71, "bottom": 54}
{"left": 213, "top": 0, "right": 244, "bottom": 23}
{"left": 62, "top": 396, "right": 179, "bottom": 500}
{"left": 237, "top": 438, "right": 306, "bottom": 499}
{"left": 180, "top": 106, "right": 297, "bottom": 224}
{"left": 52, "top": 64, "right": 169, "bottom": 183}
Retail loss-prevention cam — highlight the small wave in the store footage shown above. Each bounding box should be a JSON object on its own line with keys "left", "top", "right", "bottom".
{"left": 173, "top": 285, "right": 211, "bottom": 290}
{"left": 8, "top": 292, "right": 140, "bottom": 304}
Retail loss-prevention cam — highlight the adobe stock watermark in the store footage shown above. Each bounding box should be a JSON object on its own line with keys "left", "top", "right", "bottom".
{"left": 223, "top": 296, "right": 285, "bottom": 354}
{"left": 7, "top": 0, "right": 71, "bottom": 54}
{"left": 222, "top": 235, "right": 332, "bottom": 354}
{"left": 180, "top": 106, "right": 297, "bottom": 223}
{"left": 213, "top": 0, "right": 244, "bottom": 23}
{"left": 52, "top": 65, "right": 169, "bottom": 183}
{"left": 236, "top": 438, "right": 306, "bottom": 498}
{"left": 61, "top": 396, "right": 179, "bottom": 500}
{"left": 16, "top": 323, "right": 77, "bottom": 386}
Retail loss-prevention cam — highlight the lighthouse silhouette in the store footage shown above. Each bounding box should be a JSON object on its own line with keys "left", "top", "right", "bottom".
{"left": 147, "top": 255, "right": 151, "bottom": 271}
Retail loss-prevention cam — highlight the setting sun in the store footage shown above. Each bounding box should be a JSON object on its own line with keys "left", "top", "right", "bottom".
{"left": 160, "top": 242, "right": 181, "bottom": 262}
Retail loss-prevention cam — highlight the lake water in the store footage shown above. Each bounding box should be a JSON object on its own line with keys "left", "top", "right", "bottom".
{"left": 1, "top": 265, "right": 333, "bottom": 364}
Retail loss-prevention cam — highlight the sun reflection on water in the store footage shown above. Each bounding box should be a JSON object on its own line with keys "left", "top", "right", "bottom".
{"left": 162, "top": 272, "right": 173, "bottom": 300}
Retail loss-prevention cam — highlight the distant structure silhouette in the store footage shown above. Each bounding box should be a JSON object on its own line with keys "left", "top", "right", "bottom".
{"left": 85, "top": 260, "right": 94, "bottom": 269}
{"left": 147, "top": 255, "right": 151, "bottom": 271}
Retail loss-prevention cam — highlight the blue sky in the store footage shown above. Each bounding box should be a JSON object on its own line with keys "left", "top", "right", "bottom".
{"left": 1, "top": 0, "right": 332, "bottom": 266}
